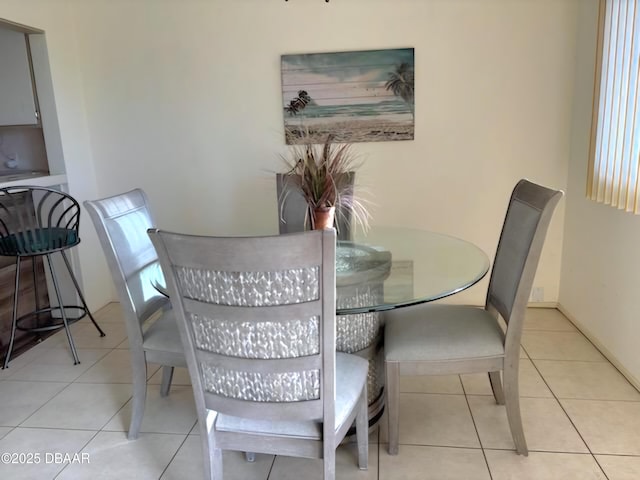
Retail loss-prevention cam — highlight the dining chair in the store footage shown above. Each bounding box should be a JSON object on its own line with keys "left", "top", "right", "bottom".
{"left": 149, "top": 228, "right": 369, "bottom": 480}
{"left": 84, "top": 189, "right": 186, "bottom": 440}
{"left": 276, "top": 172, "right": 355, "bottom": 240}
{"left": 383, "top": 179, "right": 563, "bottom": 456}
{"left": 1, "top": 186, "right": 105, "bottom": 368}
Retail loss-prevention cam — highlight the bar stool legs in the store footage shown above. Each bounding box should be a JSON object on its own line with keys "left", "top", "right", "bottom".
{"left": 46, "top": 253, "right": 81, "bottom": 365}
{"left": 3, "top": 258, "right": 22, "bottom": 370}
{"left": 2, "top": 252, "right": 106, "bottom": 369}
{"left": 60, "top": 251, "right": 106, "bottom": 338}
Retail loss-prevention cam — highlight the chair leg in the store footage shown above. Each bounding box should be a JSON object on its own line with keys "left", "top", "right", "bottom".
{"left": 3, "top": 257, "right": 22, "bottom": 369}
{"left": 489, "top": 371, "right": 505, "bottom": 405}
{"left": 356, "top": 385, "right": 369, "bottom": 470}
{"left": 209, "top": 447, "right": 223, "bottom": 480}
{"left": 385, "top": 361, "right": 400, "bottom": 455}
{"left": 322, "top": 441, "right": 336, "bottom": 480}
{"left": 202, "top": 420, "right": 223, "bottom": 480}
{"left": 60, "top": 251, "right": 106, "bottom": 337}
{"left": 46, "top": 254, "right": 80, "bottom": 365}
{"left": 160, "top": 366, "right": 174, "bottom": 397}
{"left": 503, "top": 363, "right": 528, "bottom": 455}
{"left": 128, "top": 351, "right": 147, "bottom": 440}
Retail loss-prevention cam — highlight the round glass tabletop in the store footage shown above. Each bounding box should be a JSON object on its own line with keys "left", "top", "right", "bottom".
{"left": 150, "top": 226, "right": 490, "bottom": 315}
{"left": 335, "top": 226, "right": 490, "bottom": 314}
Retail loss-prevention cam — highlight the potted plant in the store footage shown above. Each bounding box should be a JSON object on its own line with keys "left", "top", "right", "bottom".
{"left": 281, "top": 134, "right": 370, "bottom": 232}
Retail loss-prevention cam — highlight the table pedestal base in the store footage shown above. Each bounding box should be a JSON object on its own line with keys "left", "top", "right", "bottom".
{"left": 337, "top": 309, "right": 386, "bottom": 429}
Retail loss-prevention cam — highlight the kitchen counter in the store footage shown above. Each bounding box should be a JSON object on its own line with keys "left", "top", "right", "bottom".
{"left": 0, "top": 170, "right": 67, "bottom": 188}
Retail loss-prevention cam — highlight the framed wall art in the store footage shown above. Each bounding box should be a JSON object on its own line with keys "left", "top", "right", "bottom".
{"left": 281, "top": 47, "right": 414, "bottom": 144}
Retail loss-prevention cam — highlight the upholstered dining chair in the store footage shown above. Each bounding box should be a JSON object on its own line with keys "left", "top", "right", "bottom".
{"left": 383, "top": 179, "right": 563, "bottom": 456}
{"left": 84, "top": 189, "right": 186, "bottom": 440}
{"left": 149, "top": 228, "right": 369, "bottom": 480}
{"left": 276, "top": 172, "right": 355, "bottom": 240}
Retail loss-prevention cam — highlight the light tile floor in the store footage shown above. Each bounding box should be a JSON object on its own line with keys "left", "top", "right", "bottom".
{"left": 0, "top": 305, "right": 638, "bottom": 479}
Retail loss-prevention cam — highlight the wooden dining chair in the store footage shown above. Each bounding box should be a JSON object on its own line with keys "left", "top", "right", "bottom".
{"left": 84, "top": 189, "right": 186, "bottom": 440}
{"left": 149, "top": 228, "right": 369, "bottom": 480}
{"left": 383, "top": 179, "right": 563, "bottom": 456}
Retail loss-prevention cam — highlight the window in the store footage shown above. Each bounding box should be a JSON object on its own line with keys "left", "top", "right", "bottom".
{"left": 587, "top": 0, "right": 640, "bottom": 212}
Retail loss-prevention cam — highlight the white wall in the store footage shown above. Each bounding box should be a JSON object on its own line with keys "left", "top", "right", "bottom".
{"left": 0, "top": 1, "right": 110, "bottom": 309}
{"left": 560, "top": 0, "right": 640, "bottom": 386}
{"left": 67, "top": 0, "right": 577, "bottom": 306}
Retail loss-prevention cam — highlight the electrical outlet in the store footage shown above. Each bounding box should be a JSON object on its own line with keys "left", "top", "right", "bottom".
{"left": 4, "top": 153, "right": 18, "bottom": 169}
{"left": 530, "top": 287, "right": 544, "bottom": 302}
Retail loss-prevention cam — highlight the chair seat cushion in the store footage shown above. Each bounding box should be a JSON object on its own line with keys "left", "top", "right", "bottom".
{"left": 142, "top": 309, "right": 184, "bottom": 355}
{"left": 0, "top": 228, "right": 78, "bottom": 255}
{"left": 384, "top": 304, "right": 505, "bottom": 363}
{"left": 215, "top": 352, "right": 368, "bottom": 440}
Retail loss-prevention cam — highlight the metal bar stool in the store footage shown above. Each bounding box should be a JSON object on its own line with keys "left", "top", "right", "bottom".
{"left": 0, "top": 186, "right": 105, "bottom": 368}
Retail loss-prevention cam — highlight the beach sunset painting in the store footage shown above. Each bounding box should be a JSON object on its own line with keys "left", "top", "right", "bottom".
{"left": 281, "top": 48, "right": 415, "bottom": 144}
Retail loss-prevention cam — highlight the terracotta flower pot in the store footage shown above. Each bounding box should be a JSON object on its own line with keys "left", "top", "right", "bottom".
{"left": 312, "top": 206, "right": 335, "bottom": 230}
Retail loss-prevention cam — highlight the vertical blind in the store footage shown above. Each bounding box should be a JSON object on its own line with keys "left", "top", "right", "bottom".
{"left": 587, "top": 0, "right": 640, "bottom": 213}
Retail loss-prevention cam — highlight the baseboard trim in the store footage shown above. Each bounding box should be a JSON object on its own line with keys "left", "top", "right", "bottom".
{"left": 527, "top": 301, "right": 559, "bottom": 308}
{"left": 557, "top": 302, "right": 640, "bottom": 393}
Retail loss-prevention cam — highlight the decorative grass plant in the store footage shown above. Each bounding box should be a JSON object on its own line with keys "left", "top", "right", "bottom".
{"left": 281, "top": 133, "right": 370, "bottom": 231}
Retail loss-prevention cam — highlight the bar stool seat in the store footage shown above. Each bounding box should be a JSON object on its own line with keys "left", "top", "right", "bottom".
{"left": 0, "top": 186, "right": 105, "bottom": 368}
{"left": 0, "top": 227, "right": 78, "bottom": 254}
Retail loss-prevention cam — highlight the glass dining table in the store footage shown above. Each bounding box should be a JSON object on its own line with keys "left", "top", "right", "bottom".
{"left": 150, "top": 226, "right": 490, "bottom": 426}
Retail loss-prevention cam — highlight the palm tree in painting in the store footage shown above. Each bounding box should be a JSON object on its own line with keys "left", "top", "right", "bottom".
{"left": 385, "top": 63, "right": 414, "bottom": 119}
{"left": 285, "top": 90, "right": 313, "bottom": 116}
{"left": 285, "top": 90, "right": 315, "bottom": 142}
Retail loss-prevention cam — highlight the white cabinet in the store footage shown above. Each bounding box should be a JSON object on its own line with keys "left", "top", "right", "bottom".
{"left": 0, "top": 28, "right": 38, "bottom": 126}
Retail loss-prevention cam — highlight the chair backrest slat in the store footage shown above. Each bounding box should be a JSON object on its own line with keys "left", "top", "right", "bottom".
{"left": 185, "top": 300, "right": 322, "bottom": 361}
{"left": 150, "top": 228, "right": 337, "bottom": 423}
{"left": 198, "top": 350, "right": 321, "bottom": 374}
{"left": 183, "top": 297, "right": 323, "bottom": 323}
{"left": 166, "top": 232, "right": 323, "bottom": 272}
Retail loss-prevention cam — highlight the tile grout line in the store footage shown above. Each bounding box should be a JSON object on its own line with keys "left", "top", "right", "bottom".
{"left": 527, "top": 354, "right": 611, "bottom": 480}
{"left": 15, "top": 379, "right": 75, "bottom": 428}
{"left": 23, "top": 331, "right": 135, "bottom": 434}
{"left": 594, "top": 452, "right": 640, "bottom": 458}
{"left": 158, "top": 431, "right": 191, "bottom": 480}
{"left": 94, "top": 342, "right": 136, "bottom": 434}
{"left": 52, "top": 312, "right": 182, "bottom": 480}
{"left": 6, "top": 306, "right": 631, "bottom": 478}
{"left": 15, "top": 331, "right": 135, "bottom": 478}
{"left": 53, "top": 310, "right": 191, "bottom": 479}
{"left": 523, "top": 328, "right": 580, "bottom": 333}
{"left": 523, "top": 358, "right": 611, "bottom": 364}
{"left": 523, "top": 328, "right": 613, "bottom": 364}
{"left": 460, "top": 374, "right": 494, "bottom": 480}
{"left": 0, "top": 425, "right": 16, "bottom": 442}
{"left": 265, "top": 454, "right": 277, "bottom": 480}
{"left": 53, "top": 428, "right": 101, "bottom": 480}
{"left": 562, "top": 320, "right": 640, "bottom": 397}
{"left": 380, "top": 441, "right": 487, "bottom": 451}
{"left": 4, "top": 306, "right": 123, "bottom": 479}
